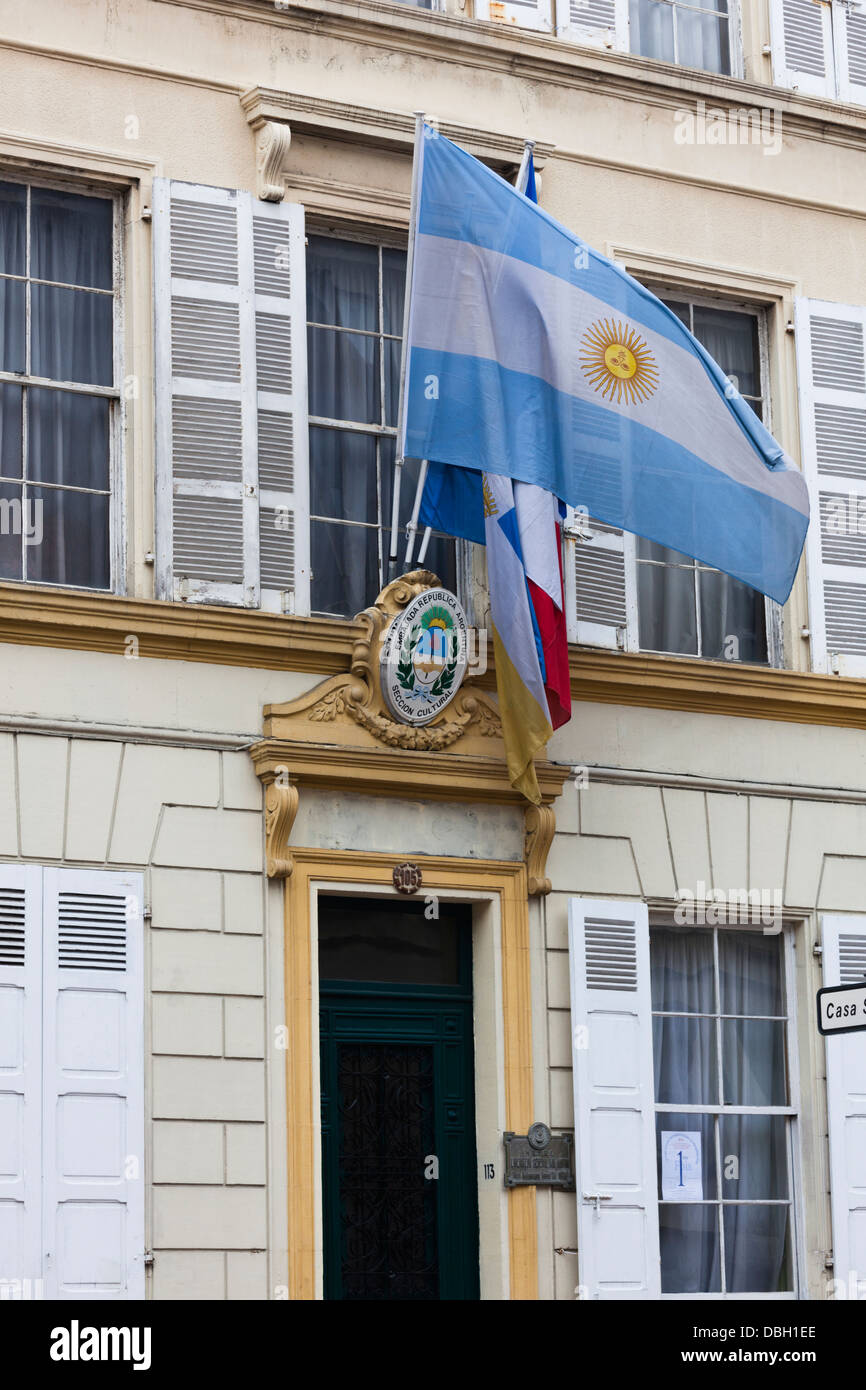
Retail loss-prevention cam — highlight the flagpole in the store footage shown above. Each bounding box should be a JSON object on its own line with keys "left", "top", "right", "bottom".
{"left": 389, "top": 109, "right": 425, "bottom": 579}
{"left": 403, "top": 458, "right": 428, "bottom": 565}
{"left": 416, "top": 525, "right": 432, "bottom": 565}
{"left": 515, "top": 138, "right": 535, "bottom": 196}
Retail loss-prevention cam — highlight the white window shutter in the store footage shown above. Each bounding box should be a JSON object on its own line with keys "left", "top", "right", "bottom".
{"left": 770, "top": 0, "right": 837, "bottom": 96}
{"left": 568, "top": 898, "right": 660, "bottom": 1298}
{"left": 557, "top": 0, "right": 628, "bottom": 51}
{"left": 794, "top": 298, "right": 866, "bottom": 675}
{"left": 563, "top": 508, "right": 637, "bottom": 650}
{"left": 836, "top": 1, "right": 866, "bottom": 106}
{"left": 475, "top": 0, "right": 553, "bottom": 33}
{"left": 821, "top": 914, "right": 866, "bottom": 1296}
{"left": 41, "top": 869, "right": 145, "bottom": 1300}
{"left": 0, "top": 866, "right": 42, "bottom": 1297}
{"left": 154, "top": 180, "right": 310, "bottom": 614}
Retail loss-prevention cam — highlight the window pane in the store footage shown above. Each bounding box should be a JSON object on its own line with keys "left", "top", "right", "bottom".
{"left": 0, "top": 480, "right": 22, "bottom": 579}
{"left": 637, "top": 557, "right": 697, "bottom": 654}
{"left": 0, "top": 384, "right": 23, "bottom": 478}
{"left": 306, "top": 236, "right": 378, "bottom": 331}
{"left": 0, "top": 182, "right": 25, "bottom": 276}
{"left": 719, "top": 930, "right": 784, "bottom": 1016}
{"left": 653, "top": 1014, "right": 718, "bottom": 1104}
{"left": 27, "top": 486, "right": 110, "bottom": 588}
{"left": 662, "top": 298, "right": 691, "bottom": 330}
{"left": 382, "top": 248, "right": 406, "bottom": 336}
{"left": 308, "top": 325, "right": 379, "bottom": 425}
{"left": 723, "top": 1205, "right": 792, "bottom": 1293}
{"left": 31, "top": 284, "right": 113, "bottom": 385}
{"left": 660, "top": 1203, "right": 721, "bottom": 1294}
{"left": 720, "top": 1115, "right": 788, "bottom": 1200}
{"left": 722, "top": 1019, "right": 787, "bottom": 1106}
{"left": 692, "top": 307, "right": 760, "bottom": 398}
{"left": 28, "top": 388, "right": 110, "bottom": 490}
{"left": 385, "top": 337, "right": 402, "bottom": 427}
{"left": 651, "top": 927, "right": 714, "bottom": 1014}
{"left": 629, "top": 0, "right": 675, "bottom": 62}
{"left": 698, "top": 569, "right": 767, "bottom": 663}
{"left": 656, "top": 1111, "right": 716, "bottom": 1200}
{"left": 0, "top": 277, "right": 25, "bottom": 373}
{"left": 31, "top": 188, "right": 113, "bottom": 290}
{"left": 677, "top": 8, "right": 730, "bottom": 75}
{"left": 318, "top": 897, "right": 463, "bottom": 986}
{"left": 310, "top": 427, "right": 377, "bottom": 526}
{"left": 311, "top": 519, "right": 379, "bottom": 619}
{"left": 636, "top": 536, "right": 694, "bottom": 566}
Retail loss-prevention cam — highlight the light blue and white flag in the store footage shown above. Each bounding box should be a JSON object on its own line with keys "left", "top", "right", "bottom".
{"left": 402, "top": 126, "right": 809, "bottom": 605}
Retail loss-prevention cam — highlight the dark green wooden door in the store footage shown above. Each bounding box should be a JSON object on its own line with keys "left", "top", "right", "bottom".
{"left": 319, "top": 897, "right": 480, "bottom": 1301}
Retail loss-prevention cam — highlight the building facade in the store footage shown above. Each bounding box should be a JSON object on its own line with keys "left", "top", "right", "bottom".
{"left": 1, "top": 0, "right": 866, "bottom": 1300}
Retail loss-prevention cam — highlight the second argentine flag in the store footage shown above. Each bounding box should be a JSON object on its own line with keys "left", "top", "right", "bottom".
{"left": 402, "top": 126, "right": 809, "bottom": 605}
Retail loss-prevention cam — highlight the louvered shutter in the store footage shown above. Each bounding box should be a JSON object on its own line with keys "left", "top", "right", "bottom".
{"left": 794, "top": 298, "right": 866, "bottom": 675}
{"left": 563, "top": 508, "right": 638, "bottom": 650}
{"left": 836, "top": 1, "right": 866, "bottom": 105}
{"left": 475, "top": 0, "right": 553, "bottom": 33}
{"left": 568, "top": 898, "right": 660, "bottom": 1298}
{"left": 770, "top": 0, "right": 836, "bottom": 96}
{"left": 154, "top": 180, "right": 310, "bottom": 614}
{"left": 0, "top": 866, "right": 41, "bottom": 1297}
{"left": 41, "top": 869, "right": 145, "bottom": 1300}
{"left": 821, "top": 915, "right": 866, "bottom": 1296}
{"left": 558, "top": 0, "right": 628, "bottom": 51}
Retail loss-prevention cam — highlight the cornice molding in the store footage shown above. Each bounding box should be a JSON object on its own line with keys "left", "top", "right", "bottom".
{"left": 0, "top": 583, "right": 362, "bottom": 673}
{"left": 181, "top": 0, "right": 866, "bottom": 152}
{"left": 240, "top": 87, "right": 556, "bottom": 169}
{"left": 6, "top": 584, "right": 866, "bottom": 732}
{"left": 567, "top": 648, "right": 866, "bottom": 730}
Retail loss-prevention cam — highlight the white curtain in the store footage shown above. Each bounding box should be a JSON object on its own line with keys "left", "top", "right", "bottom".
{"left": 629, "top": 0, "right": 730, "bottom": 75}
{"left": 651, "top": 928, "right": 789, "bottom": 1294}
{"left": 306, "top": 236, "right": 454, "bottom": 616}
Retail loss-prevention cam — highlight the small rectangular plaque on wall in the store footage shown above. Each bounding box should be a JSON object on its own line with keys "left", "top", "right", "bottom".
{"left": 503, "top": 1130, "right": 575, "bottom": 1190}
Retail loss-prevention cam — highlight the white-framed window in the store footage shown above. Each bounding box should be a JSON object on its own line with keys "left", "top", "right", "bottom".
{"left": 0, "top": 176, "right": 121, "bottom": 591}
{"left": 770, "top": 0, "right": 866, "bottom": 106}
{"left": 567, "top": 898, "right": 803, "bottom": 1300}
{"left": 306, "top": 233, "right": 456, "bottom": 618}
{"left": 651, "top": 922, "right": 800, "bottom": 1296}
{"left": 565, "top": 291, "right": 778, "bottom": 665}
{"left": 482, "top": 0, "right": 739, "bottom": 76}
{"left": 628, "top": 0, "right": 734, "bottom": 75}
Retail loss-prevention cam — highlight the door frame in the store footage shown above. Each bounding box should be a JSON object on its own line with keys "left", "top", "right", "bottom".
{"left": 280, "top": 848, "right": 537, "bottom": 1300}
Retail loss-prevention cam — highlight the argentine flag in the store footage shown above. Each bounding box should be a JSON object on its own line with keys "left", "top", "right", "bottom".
{"left": 402, "top": 126, "right": 810, "bottom": 608}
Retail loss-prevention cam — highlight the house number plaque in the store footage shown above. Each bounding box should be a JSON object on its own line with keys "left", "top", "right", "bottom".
{"left": 503, "top": 1123, "right": 575, "bottom": 1190}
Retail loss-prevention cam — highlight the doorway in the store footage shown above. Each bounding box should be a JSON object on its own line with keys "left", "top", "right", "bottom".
{"left": 318, "top": 895, "right": 480, "bottom": 1300}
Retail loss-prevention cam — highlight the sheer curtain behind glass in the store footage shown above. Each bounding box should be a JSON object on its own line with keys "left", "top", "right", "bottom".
{"left": 0, "top": 181, "right": 112, "bottom": 588}
{"left": 651, "top": 927, "right": 790, "bottom": 1294}
{"left": 629, "top": 0, "right": 730, "bottom": 75}
{"left": 307, "top": 236, "right": 455, "bottom": 617}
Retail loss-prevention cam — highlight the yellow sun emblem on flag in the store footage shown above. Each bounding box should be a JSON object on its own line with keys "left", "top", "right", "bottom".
{"left": 580, "top": 318, "right": 659, "bottom": 405}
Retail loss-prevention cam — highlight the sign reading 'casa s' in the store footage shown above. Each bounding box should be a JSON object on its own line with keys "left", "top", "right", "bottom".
{"left": 380, "top": 587, "right": 469, "bottom": 726}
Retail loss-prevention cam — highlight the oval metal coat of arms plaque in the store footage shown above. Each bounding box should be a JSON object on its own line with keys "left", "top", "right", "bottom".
{"left": 380, "top": 587, "right": 469, "bottom": 727}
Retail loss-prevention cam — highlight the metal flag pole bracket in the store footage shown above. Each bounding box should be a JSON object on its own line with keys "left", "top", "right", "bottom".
{"left": 389, "top": 109, "right": 425, "bottom": 580}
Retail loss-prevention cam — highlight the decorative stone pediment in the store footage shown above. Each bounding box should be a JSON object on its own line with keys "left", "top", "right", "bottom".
{"left": 250, "top": 572, "right": 571, "bottom": 888}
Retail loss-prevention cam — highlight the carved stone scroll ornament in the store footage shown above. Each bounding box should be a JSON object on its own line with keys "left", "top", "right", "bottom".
{"left": 265, "top": 781, "right": 299, "bottom": 878}
{"left": 524, "top": 803, "right": 556, "bottom": 896}
{"left": 254, "top": 120, "right": 292, "bottom": 202}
